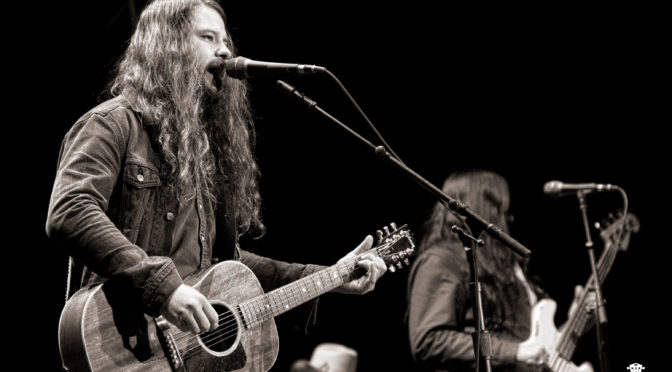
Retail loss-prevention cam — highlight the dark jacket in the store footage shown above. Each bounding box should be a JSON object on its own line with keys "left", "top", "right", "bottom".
{"left": 407, "top": 245, "right": 546, "bottom": 372}
{"left": 46, "top": 93, "right": 323, "bottom": 317}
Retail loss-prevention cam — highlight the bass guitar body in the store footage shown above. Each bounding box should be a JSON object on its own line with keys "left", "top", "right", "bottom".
{"left": 521, "top": 299, "right": 592, "bottom": 372}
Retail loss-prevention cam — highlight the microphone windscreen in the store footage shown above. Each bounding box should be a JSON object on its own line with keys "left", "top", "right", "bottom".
{"left": 543, "top": 181, "right": 562, "bottom": 195}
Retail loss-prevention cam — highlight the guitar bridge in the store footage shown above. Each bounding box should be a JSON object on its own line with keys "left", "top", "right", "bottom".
{"left": 156, "top": 317, "right": 186, "bottom": 371}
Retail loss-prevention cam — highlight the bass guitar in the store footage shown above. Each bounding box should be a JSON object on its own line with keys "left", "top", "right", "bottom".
{"left": 521, "top": 212, "right": 639, "bottom": 371}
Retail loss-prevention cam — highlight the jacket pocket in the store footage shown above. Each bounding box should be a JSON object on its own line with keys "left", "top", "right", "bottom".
{"left": 120, "top": 159, "right": 162, "bottom": 244}
{"left": 124, "top": 160, "right": 161, "bottom": 188}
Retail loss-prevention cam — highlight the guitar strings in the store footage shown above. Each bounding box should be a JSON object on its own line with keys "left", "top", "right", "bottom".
{"left": 177, "top": 275, "right": 349, "bottom": 357}
{"left": 176, "top": 248, "right": 385, "bottom": 355}
{"left": 169, "top": 257, "right": 356, "bottom": 347}
{"left": 171, "top": 269, "right": 349, "bottom": 347}
{"left": 179, "top": 235, "right": 413, "bottom": 358}
{"left": 556, "top": 241, "right": 616, "bottom": 357}
{"left": 178, "top": 256, "right": 373, "bottom": 355}
{"left": 171, "top": 285, "right": 320, "bottom": 347}
{"left": 540, "top": 221, "right": 624, "bottom": 370}
{"left": 511, "top": 224, "right": 624, "bottom": 371}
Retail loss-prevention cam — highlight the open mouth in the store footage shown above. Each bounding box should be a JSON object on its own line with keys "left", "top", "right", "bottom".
{"left": 206, "top": 59, "right": 226, "bottom": 90}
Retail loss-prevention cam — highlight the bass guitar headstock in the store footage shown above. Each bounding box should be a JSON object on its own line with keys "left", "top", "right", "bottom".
{"left": 374, "top": 223, "right": 416, "bottom": 273}
{"left": 596, "top": 211, "right": 640, "bottom": 252}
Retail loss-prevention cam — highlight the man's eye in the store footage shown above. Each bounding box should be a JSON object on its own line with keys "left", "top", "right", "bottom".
{"left": 201, "top": 34, "right": 214, "bottom": 41}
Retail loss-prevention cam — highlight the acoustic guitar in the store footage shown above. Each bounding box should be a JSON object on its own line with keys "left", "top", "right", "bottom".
{"left": 58, "top": 223, "right": 415, "bottom": 371}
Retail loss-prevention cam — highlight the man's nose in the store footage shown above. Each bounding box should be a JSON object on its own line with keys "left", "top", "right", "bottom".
{"left": 216, "top": 44, "right": 232, "bottom": 59}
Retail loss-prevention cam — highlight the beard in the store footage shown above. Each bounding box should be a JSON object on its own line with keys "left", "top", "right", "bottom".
{"left": 205, "top": 58, "right": 227, "bottom": 94}
{"left": 199, "top": 58, "right": 254, "bottom": 181}
{"left": 196, "top": 59, "right": 260, "bottom": 234}
{"left": 202, "top": 58, "right": 237, "bottom": 119}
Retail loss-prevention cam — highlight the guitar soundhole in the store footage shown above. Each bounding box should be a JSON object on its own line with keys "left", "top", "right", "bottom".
{"left": 199, "top": 303, "right": 238, "bottom": 353}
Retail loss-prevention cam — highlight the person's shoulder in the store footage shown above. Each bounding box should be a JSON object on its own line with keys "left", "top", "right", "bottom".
{"left": 71, "top": 95, "right": 139, "bottom": 132}
{"left": 62, "top": 95, "right": 139, "bottom": 146}
{"left": 78, "top": 95, "right": 134, "bottom": 123}
{"left": 417, "top": 243, "right": 468, "bottom": 269}
{"left": 409, "top": 243, "right": 468, "bottom": 283}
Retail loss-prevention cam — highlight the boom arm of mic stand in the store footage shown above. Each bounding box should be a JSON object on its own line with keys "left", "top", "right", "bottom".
{"left": 375, "top": 147, "right": 530, "bottom": 257}
{"left": 275, "top": 79, "right": 531, "bottom": 258}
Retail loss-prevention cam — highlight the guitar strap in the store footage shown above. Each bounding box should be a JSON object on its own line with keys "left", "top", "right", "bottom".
{"left": 514, "top": 264, "right": 538, "bottom": 306}
{"left": 64, "top": 255, "right": 85, "bottom": 303}
{"left": 64, "top": 256, "right": 72, "bottom": 304}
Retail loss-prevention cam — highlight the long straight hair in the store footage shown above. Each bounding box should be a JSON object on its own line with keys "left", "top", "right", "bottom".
{"left": 420, "top": 170, "right": 519, "bottom": 285}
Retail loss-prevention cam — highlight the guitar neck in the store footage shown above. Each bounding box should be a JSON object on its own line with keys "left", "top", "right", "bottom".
{"left": 237, "top": 254, "right": 364, "bottom": 328}
{"left": 555, "top": 232, "right": 619, "bottom": 358}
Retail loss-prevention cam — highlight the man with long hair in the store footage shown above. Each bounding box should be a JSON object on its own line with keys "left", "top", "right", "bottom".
{"left": 407, "top": 170, "right": 590, "bottom": 371}
{"left": 47, "top": 0, "right": 385, "bottom": 341}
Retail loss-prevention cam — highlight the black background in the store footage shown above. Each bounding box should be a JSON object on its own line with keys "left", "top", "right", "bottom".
{"left": 17, "top": 1, "right": 663, "bottom": 371}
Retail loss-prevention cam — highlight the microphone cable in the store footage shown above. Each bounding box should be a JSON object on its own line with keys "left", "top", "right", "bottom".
{"left": 322, "top": 69, "right": 407, "bottom": 166}
{"left": 321, "top": 68, "right": 486, "bottom": 245}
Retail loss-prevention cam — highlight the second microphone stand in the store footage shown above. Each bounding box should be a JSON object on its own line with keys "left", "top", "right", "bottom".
{"left": 576, "top": 191, "right": 610, "bottom": 372}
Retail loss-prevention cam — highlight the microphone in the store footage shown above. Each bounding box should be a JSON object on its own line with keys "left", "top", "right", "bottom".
{"left": 543, "top": 180, "right": 617, "bottom": 197}
{"left": 224, "top": 56, "right": 326, "bottom": 80}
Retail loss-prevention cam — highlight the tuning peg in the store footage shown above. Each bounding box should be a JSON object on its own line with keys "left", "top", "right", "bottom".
{"left": 396, "top": 262, "right": 403, "bottom": 269}
{"left": 594, "top": 221, "right": 601, "bottom": 230}
{"left": 383, "top": 226, "right": 390, "bottom": 236}
{"left": 389, "top": 265, "right": 396, "bottom": 273}
{"left": 404, "top": 258, "right": 410, "bottom": 266}
{"left": 376, "top": 230, "right": 383, "bottom": 244}
{"left": 390, "top": 222, "right": 397, "bottom": 231}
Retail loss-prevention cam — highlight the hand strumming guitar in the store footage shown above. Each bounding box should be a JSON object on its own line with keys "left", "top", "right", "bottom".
{"left": 161, "top": 284, "right": 220, "bottom": 334}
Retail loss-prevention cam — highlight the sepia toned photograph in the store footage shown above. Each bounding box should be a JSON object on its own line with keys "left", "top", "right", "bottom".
{"left": 14, "top": 1, "right": 660, "bottom": 371}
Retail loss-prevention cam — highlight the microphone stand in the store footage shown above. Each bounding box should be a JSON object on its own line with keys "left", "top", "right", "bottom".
{"left": 576, "top": 191, "right": 610, "bottom": 372}
{"left": 451, "top": 225, "right": 492, "bottom": 372}
{"left": 275, "top": 80, "right": 532, "bottom": 258}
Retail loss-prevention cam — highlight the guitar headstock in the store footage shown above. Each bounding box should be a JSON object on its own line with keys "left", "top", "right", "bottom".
{"left": 374, "top": 223, "right": 416, "bottom": 273}
{"left": 596, "top": 211, "right": 640, "bottom": 252}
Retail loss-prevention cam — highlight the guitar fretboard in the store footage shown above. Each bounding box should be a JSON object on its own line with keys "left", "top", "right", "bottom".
{"left": 555, "top": 218, "right": 628, "bottom": 358}
{"left": 237, "top": 256, "right": 360, "bottom": 328}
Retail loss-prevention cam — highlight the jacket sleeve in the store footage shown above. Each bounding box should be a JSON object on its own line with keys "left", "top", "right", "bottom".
{"left": 407, "top": 250, "right": 518, "bottom": 370}
{"left": 239, "top": 249, "right": 326, "bottom": 331}
{"left": 46, "top": 110, "right": 182, "bottom": 316}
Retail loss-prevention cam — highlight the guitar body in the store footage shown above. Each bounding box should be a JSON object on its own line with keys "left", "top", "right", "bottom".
{"left": 59, "top": 261, "right": 278, "bottom": 372}
{"left": 521, "top": 299, "right": 592, "bottom": 372}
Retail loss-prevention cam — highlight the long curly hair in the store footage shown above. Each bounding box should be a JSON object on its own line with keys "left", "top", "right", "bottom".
{"left": 420, "top": 170, "right": 519, "bottom": 285}
{"left": 109, "top": 0, "right": 263, "bottom": 236}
